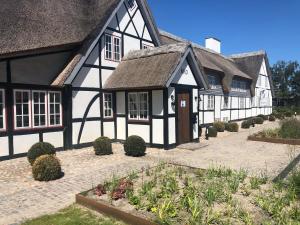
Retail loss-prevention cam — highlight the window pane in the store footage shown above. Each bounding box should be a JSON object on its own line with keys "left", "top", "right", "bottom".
{"left": 23, "top": 116, "right": 29, "bottom": 127}
{"left": 17, "top": 116, "right": 22, "bottom": 127}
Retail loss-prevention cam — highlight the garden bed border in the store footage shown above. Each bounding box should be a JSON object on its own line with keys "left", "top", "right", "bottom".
{"left": 248, "top": 136, "right": 300, "bottom": 145}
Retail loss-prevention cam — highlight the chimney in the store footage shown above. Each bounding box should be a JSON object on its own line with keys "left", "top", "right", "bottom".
{"left": 205, "top": 37, "right": 221, "bottom": 53}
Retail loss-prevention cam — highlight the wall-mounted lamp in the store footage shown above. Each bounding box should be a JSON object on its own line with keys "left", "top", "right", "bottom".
{"left": 171, "top": 95, "right": 175, "bottom": 107}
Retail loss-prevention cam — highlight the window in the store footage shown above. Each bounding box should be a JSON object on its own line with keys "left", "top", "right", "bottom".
{"left": 142, "top": 44, "right": 152, "bottom": 50}
{"left": 239, "top": 97, "right": 245, "bottom": 109}
{"left": 32, "top": 91, "right": 47, "bottom": 127}
{"left": 240, "top": 81, "right": 247, "bottom": 92}
{"left": 14, "top": 90, "right": 31, "bottom": 128}
{"left": 223, "top": 96, "right": 229, "bottom": 109}
{"left": 105, "top": 34, "right": 121, "bottom": 61}
{"left": 126, "top": 0, "right": 137, "bottom": 10}
{"left": 207, "top": 95, "right": 214, "bottom": 110}
{"left": 128, "top": 92, "right": 148, "bottom": 120}
{"left": 0, "top": 90, "right": 5, "bottom": 130}
{"left": 103, "top": 93, "right": 113, "bottom": 118}
{"left": 208, "top": 75, "right": 219, "bottom": 89}
{"left": 232, "top": 80, "right": 247, "bottom": 92}
{"left": 48, "top": 92, "right": 62, "bottom": 126}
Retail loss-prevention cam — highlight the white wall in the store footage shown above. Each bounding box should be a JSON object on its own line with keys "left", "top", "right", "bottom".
{"left": 14, "top": 134, "right": 39, "bottom": 154}
{"left": 128, "top": 124, "right": 150, "bottom": 143}
{"left": 172, "top": 60, "right": 197, "bottom": 86}
{"left": 153, "top": 119, "right": 164, "bottom": 144}
{"left": 43, "top": 132, "right": 64, "bottom": 148}
{"left": 0, "top": 137, "right": 9, "bottom": 157}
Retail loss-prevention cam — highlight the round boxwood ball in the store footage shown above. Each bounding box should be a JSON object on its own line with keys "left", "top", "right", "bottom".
{"left": 207, "top": 127, "right": 218, "bottom": 137}
{"left": 32, "top": 155, "right": 62, "bottom": 181}
{"left": 124, "top": 136, "right": 146, "bottom": 157}
{"left": 254, "top": 117, "right": 264, "bottom": 124}
{"left": 27, "top": 142, "right": 56, "bottom": 165}
{"left": 227, "top": 123, "right": 239, "bottom": 132}
{"left": 93, "top": 137, "right": 113, "bottom": 156}
{"left": 241, "top": 120, "right": 251, "bottom": 129}
{"left": 213, "top": 121, "right": 225, "bottom": 132}
{"left": 269, "top": 115, "right": 276, "bottom": 121}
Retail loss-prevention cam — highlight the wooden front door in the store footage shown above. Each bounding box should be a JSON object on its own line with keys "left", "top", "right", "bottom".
{"left": 177, "top": 92, "right": 191, "bottom": 144}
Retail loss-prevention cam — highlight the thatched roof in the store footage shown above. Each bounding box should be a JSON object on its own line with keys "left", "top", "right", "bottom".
{"left": 159, "top": 30, "right": 267, "bottom": 95}
{"left": 0, "top": 0, "right": 122, "bottom": 58}
{"left": 230, "top": 51, "right": 275, "bottom": 96}
{"left": 104, "top": 43, "right": 201, "bottom": 90}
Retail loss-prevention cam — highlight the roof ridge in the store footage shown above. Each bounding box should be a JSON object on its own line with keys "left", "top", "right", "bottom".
{"left": 159, "top": 29, "right": 234, "bottom": 61}
{"left": 123, "top": 43, "right": 189, "bottom": 61}
{"left": 229, "top": 50, "right": 266, "bottom": 58}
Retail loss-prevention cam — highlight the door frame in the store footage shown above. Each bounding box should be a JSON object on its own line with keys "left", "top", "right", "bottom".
{"left": 175, "top": 86, "right": 194, "bottom": 145}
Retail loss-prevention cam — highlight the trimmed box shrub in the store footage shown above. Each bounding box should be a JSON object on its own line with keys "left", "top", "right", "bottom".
{"left": 27, "top": 142, "right": 56, "bottom": 166}
{"left": 257, "top": 114, "right": 268, "bottom": 121}
{"left": 93, "top": 137, "right": 113, "bottom": 156}
{"left": 254, "top": 117, "right": 264, "bottom": 124}
{"left": 285, "top": 111, "right": 293, "bottom": 117}
{"left": 207, "top": 127, "right": 218, "bottom": 137}
{"left": 124, "top": 136, "right": 146, "bottom": 157}
{"left": 213, "top": 121, "right": 225, "bottom": 132}
{"left": 279, "top": 118, "right": 300, "bottom": 139}
{"left": 269, "top": 115, "right": 276, "bottom": 122}
{"left": 241, "top": 120, "right": 251, "bottom": 129}
{"left": 32, "top": 155, "right": 62, "bottom": 181}
{"left": 226, "top": 122, "right": 239, "bottom": 132}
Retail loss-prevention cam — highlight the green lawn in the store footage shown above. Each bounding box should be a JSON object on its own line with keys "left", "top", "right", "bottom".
{"left": 22, "top": 204, "right": 126, "bottom": 225}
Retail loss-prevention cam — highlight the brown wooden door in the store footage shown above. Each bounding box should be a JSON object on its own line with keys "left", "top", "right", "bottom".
{"left": 177, "top": 92, "right": 190, "bottom": 144}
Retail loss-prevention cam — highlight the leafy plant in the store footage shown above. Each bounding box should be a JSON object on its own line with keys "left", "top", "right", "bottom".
{"left": 241, "top": 120, "right": 251, "bottom": 129}
{"left": 27, "top": 142, "right": 56, "bottom": 165}
{"left": 279, "top": 118, "right": 300, "bottom": 139}
{"left": 225, "top": 122, "right": 239, "bottom": 132}
{"left": 207, "top": 127, "right": 218, "bottom": 137}
{"left": 254, "top": 117, "right": 264, "bottom": 124}
{"left": 32, "top": 155, "right": 62, "bottom": 181}
{"left": 93, "top": 136, "right": 112, "bottom": 156}
{"left": 124, "top": 135, "right": 146, "bottom": 157}
{"left": 213, "top": 121, "right": 225, "bottom": 132}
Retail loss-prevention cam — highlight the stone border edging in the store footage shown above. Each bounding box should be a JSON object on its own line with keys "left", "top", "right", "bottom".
{"left": 248, "top": 136, "right": 300, "bottom": 145}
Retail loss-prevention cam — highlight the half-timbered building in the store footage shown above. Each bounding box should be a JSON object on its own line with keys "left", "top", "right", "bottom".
{"left": 0, "top": 0, "right": 273, "bottom": 160}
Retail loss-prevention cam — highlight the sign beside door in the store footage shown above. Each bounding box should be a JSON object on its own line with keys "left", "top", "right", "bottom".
{"left": 180, "top": 100, "right": 186, "bottom": 108}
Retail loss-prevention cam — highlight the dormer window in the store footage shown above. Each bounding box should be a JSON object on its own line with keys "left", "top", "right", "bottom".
{"left": 126, "top": 0, "right": 137, "bottom": 11}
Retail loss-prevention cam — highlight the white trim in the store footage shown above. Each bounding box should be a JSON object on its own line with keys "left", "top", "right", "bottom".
{"left": 32, "top": 90, "right": 47, "bottom": 128}
{"left": 207, "top": 95, "right": 214, "bottom": 110}
{"left": 128, "top": 92, "right": 149, "bottom": 121}
{"left": 104, "top": 34, "right": 121, "bottom": 62}
{"left": 0, "top": 89, "right": 5, "bottom": 131}
{"left": 48, "top": 91, "right": 62, "bottom": 127}
{"left": 103, "top": 93, "right": 113, "bottom": 118}
{"left": 13, "top": 89, "right": 32, "bottom": 129}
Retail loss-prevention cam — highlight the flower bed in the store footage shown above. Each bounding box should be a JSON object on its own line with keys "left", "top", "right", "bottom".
{"left": 76, "top": 164, "right": 300, "bottom": 225}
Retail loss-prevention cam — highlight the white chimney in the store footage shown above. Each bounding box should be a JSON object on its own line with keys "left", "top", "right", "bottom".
{"left": 205, "top": 37, "right": 221, "bottom": 53}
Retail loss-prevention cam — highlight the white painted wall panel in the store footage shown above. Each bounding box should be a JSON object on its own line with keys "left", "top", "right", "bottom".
{"left": 73, "top": 121, "right": 101, "bottom": 145}
{"left": 14, "top": 134, "right": 39, "bottom": 154}
{"left": 204, "top": 112, "right": 214, "bottom": 124}
{"left": 168, "top": 117, "right": 176, "bottom": 144}
{"left": 102, "top": 69, "right": 114, "bottom": 87}
{"left": 152, "top": 119, "right": 164, "bottom": 144}
{"left": 152, "top": 90, "right": 163, "bottom": 116}
{"left": 143, "top": 26, "right": 152, "bottom": 41}
{"left": 73, "top": 67, "right": 100, "bottom": 88}
{"left": 128, "top": 124, "right": 150, "bottom": 143}
{"left": 215, "top": 96, "right": 221, "bottom": 120}
{"left": 221, "top": 110, "right": 230, "bottom": 122}
{"left": 193, "top": 116, "right": 198, "bottom": 139}
{"left": 193, "top": 89, "right": 198, "bottom": 113}
{"left": 72, "top": 91, "right": 100, "bottom": 118}
{"left": 117, "top": 117, "right": 126, "bottom": 140}
{"left": 103, "top": 122, "right": 115, "bottom": 139}
{"left": 108, "top": 15, "right": 119, "bottom": 30}
{"left": 124, "top": 35, "right": 140, "bottom": 55}
{"left": 132, "top": 10, "right": 145, "bottom": 37}
{"left": 173, "top": 61, "right": 197, "bottom": 86}
{"left": 117, "top": 4, "right": 131, "bottom": 32}
{"left": 0, "top": 137, "right": 9, "bottom": 157}
{"left": 43, "top": 132, "right": 64, "bottom": 148}
{"left": 85, "top": 44, "right": 100, "bottom": 66}
{"left": 116, "top": 92, "right": 125, "bottom": 114}
{"left": 231, "top": 110, "right": 238, "bottom": 121}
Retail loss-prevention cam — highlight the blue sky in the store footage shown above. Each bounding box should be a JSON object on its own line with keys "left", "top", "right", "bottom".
{"left": 147, "top": 0, "right": 300, "bottom": 65}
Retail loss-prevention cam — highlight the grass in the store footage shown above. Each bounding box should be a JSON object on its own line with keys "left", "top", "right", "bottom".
{"left": 22, "top": 204, "right": 125, "bottom": 225}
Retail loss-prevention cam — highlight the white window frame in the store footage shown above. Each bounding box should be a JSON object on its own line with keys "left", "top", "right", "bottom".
{"left": 14, "top": 90, "right": 31, "bottom": 129}
{"left": 48, "top": 91, "right": 62, "bottom": 127}
{"left": 104, "top": 34, "right": 121, "bottom": 62}
{"left": 223, "top": 96, "right": 229, "bottom": 109}
{"left": 32, "top": 91, "right": 47, "bottom": 128}
{"left": 0, "top": 89, "right": 5, "bottom": 131}
{"left": 239, "top": 97, "right": 245, "bottom": 109}
{"left": 103, "top": 93, "right": 113, "bottom": 118}
{"left": 128, "top": 92, "right": 149, "bottom": 121}
{"left": 126, "top": 0, "right": 137, "bottom": 11}
{"left": 207, "top": 95, "right": 214, "bottom": 110}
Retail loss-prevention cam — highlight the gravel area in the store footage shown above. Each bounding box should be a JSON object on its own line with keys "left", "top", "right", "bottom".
{"left": 0, "top": 120, "right": 299, "bottom": 225}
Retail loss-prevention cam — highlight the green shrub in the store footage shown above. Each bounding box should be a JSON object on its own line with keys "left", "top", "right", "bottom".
{"left": 289, "top": 170, "right": 300, "bottom": 197}
{"left": 226, "top": 123, "right": 239, "bottom": 132}
{"left": 257, "top": 114, "right": 268, "bottom": 121}
{"left": 275, "top": 112, "right": 285, "bottom": 120}
{"left": 93, "top": 137, "right": 113, "bottom": 156}
{"left": 124, "top": 136, "right": 146, "bottom": 157}
{"left": 27, "top": 142, "right": 56, "bottom": 166}
{"left": 207, "top": 127, "right": 218, "bottom": 137}
{"left": 213, "top": 121, "right": 225, "bottom": 132}
{"left": 269, "top": 115, "right": 276, "bottom": 121}
{"left": 241, "top": 120, "right": 251, "bottom": 129}
{"left": 285, "top": 111, "right": 293, "bottom": 117}
{"left": 32, "top": 155, "right": 62, "bottom": 181}
{"left": 279, "top": 119, "right": 300, "bottom": 139}
{"left": 254, "top": 117, "right": 264, "bottom": 124}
